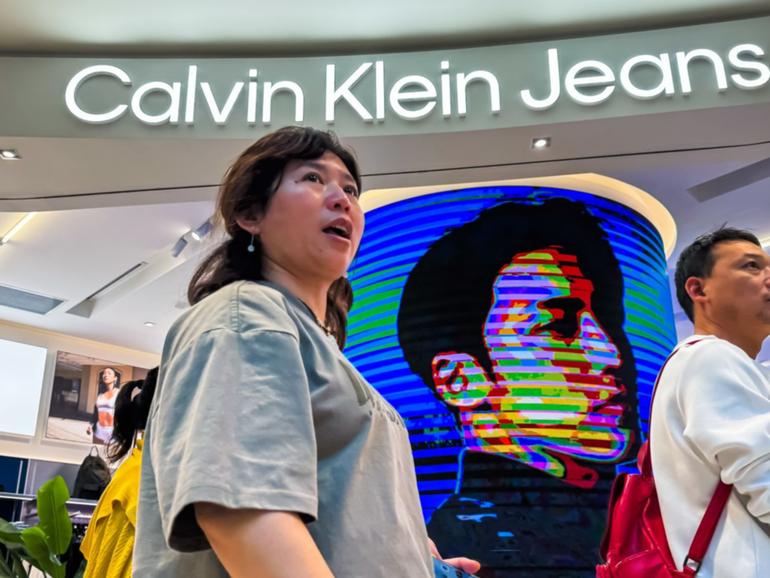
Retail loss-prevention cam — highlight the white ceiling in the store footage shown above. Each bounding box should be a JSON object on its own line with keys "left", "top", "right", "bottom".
{"left": 0, "top": 202, "right": 215, "bottom": 352}
{"left": 1, "top": 1, "right": 770, "bottom": 355}
{"left": 1, "top": 0, "right": 769, "bottom": 55}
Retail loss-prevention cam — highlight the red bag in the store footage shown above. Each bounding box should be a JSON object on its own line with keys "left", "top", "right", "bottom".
{"left": 596, "top": 349, "right": 732, "bottom": 577}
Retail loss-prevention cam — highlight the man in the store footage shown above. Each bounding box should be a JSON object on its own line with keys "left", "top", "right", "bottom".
{"left": 398, "top": 199, "right": 639, "bottom": 577}
{"left": 651, "top": 227, "right": 770, "bottom": 578}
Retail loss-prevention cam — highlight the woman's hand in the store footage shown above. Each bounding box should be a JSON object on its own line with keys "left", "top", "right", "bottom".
{"left": 429, "top": 538, "right": 481, "bottom": 575}
{"left": 86, "top": 425, "right": 92, "bottom": 435}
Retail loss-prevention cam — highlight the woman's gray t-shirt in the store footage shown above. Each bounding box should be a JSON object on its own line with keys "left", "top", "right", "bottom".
{"left": 133, "top": 281, "right": 432, "bottom": 577}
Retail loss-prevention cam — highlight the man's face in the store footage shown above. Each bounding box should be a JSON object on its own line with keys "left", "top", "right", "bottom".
{"left": 700, "top": 240, "right": 770, "bottom": 341}
{"left": 455, "top": 247, "right": 631, "bottom": 483}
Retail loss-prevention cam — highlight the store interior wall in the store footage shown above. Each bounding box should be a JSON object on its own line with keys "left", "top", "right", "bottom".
{"left": 1, "top": 7, "right": 770, "bottom": 505}
{"left": 0, "top": 320, "right": 158, "bottom": 465}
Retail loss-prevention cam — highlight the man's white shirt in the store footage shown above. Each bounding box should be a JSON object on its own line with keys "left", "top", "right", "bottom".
{"left": 651, "top": 334, "right": 770, "bottom": 578}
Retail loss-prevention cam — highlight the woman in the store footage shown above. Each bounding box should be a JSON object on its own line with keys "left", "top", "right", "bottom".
{"left": 133, "top": 127, "right": 478, "bottom": 578}
{"left": 87, "top": 367, "right": 121, "bottom": 444}
{"left": 81, "top": 368, "right": 158, "bottom": 578}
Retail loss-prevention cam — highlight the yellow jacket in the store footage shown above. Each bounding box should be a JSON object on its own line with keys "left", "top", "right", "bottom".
{"left": 80, "top": 440, "right": 142, "bottom": 578}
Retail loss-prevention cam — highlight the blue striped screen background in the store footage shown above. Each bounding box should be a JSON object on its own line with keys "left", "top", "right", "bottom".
{"left": 345, "top": 186, "right": 677, "bottom": 520}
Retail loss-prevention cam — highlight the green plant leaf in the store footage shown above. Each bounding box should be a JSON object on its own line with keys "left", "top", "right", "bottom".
{"left": 0, "top": 550, "right": 13, "bottom": 577}
{"left": 36, "top": 475, "right": 73, "bottom": 556}
{"left": 20, "top": 526, "right": 49, "bottom": 561}
{"left": 0, "top": 518, "right": 24, "bottom": 546}
{"left": 9, "top": 552, "right": 30, "bottom": 578}
{"left": 21, "top": 526, "right": 64, "bottom": 578}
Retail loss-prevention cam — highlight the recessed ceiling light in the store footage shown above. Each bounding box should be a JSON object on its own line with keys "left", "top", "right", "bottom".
{"left": 0, "top": 149, "right": 21, "bottom": 160}
{"left": 531, "top": 137, "right": 551, "bottom": 150}
{"left": 144, "top": 321, "right": 155, "bottom": 327}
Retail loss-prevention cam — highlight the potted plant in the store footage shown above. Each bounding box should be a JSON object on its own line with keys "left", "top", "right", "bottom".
{"left": 0, "top": 476, "right": 73, "bottom": 578}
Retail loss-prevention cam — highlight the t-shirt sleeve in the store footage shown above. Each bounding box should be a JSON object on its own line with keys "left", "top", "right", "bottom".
{"left": 679, "top": 341, "right": 770, "bottom": 525}
{"left": 150, "top": 327, "right": 318, "bottom": 552}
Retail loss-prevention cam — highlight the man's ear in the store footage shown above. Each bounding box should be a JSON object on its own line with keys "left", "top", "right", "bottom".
{"left": 431, "top": 352, "right": 493, "bottom": 410}
{"left": 685, "top": 276, "right": 707, "bottom": 304}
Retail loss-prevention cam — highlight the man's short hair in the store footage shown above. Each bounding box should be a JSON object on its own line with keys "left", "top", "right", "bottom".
{"left": 674, "top": 227, "right": 761, "bottom": 322}
{"left": 397, "top": 198, "right": 636, "bottom": 410}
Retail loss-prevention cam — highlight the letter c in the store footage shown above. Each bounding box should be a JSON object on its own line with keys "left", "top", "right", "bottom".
{"left": 65, "top": 65, "right": 131, "bottom": 124}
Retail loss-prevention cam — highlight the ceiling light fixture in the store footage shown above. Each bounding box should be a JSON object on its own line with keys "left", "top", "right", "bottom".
{"left": 190, "top": 218, "right": 214, "bottom": 242}
{"left": 0, "top": 149, "right": 20, "bottom": 160}
{"left": 170, "top": 236, "right": 188, "bottom": 258}
{"left": 144, "top": 321, "right": 155, "bottom": 327}
{"left": 531, "top": 137, "right": 551, "bottom": 150}
{"left": 171, "top": 217, "right": 214, "bottom": 257}
{"left": 0, "top": 212, "right": 37, "bottom": 245}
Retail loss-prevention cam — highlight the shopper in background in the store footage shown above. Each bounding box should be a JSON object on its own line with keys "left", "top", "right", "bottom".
{"left": 87, "top": 366, "right": 121, "bottom": 444}
{"left": 133, "top": 126, "right": 479, "bottom": 578}
{"left": 80, "top": 367, "right": 158, "bottom": 578}
{"left": 652, "top": 227, "right": 770, "bottom": 577}
{"left": 105, "top": 367, "right": 157, "bottom": 465}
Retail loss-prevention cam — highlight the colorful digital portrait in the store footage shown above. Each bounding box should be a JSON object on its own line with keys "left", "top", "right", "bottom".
{"left": 344, "top": 184, "right": 677, "bottom": 578}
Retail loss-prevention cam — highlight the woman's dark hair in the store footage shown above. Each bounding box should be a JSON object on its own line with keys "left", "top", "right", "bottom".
{"left": 107, "top": 367, "right": 158, "bottom": 463}
{"left": 187, "top": 126, "right": 361, "bottom": 349}
{"left": 97, "top": 367, "right": 121, "bottom": 394}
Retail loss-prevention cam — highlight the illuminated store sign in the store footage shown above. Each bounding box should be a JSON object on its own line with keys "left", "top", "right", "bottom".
{"left": 522, "top": 44, "right": 769, "bottom": 109}
{"left": 64, "top": 43, "right": 769, "bottom": 126}
{"left": 2, "top": 15, "right": 769, "bottom": 139}
{"left": 64, "top": 61, "right": 502, "bottom": 125}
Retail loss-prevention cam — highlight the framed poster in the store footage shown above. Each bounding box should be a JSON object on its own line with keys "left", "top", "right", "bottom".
{"left": 45, "top": 351, "right": 148, "bottom": 445}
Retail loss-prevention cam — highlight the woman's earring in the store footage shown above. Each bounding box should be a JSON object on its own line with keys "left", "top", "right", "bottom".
{"left": 247, "top": 234, "right": 255, "bottom": 253}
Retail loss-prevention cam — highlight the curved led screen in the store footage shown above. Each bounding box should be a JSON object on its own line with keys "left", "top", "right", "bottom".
{"left": 345, "top": 186, "right": 676, "bottom": 577}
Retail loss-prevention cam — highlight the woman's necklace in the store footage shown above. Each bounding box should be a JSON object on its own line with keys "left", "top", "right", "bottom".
{"left": 318, "top": 322, "right": 333, "bottom": 336}
{"left": 297, "top": 298, "right": 333, "bottom": 337}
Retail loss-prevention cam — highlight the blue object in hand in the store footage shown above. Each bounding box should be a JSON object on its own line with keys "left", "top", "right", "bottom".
{"left": 433, "top": 557, "right": 479, "bottom": 578}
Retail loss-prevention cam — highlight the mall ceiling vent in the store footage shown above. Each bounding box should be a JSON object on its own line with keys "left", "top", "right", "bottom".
{"left": 0, "top": 283, "right": 64, "bottom": 315}
{"left": 66, "top": 261, "right": 148, "bottom": 318}
{"left": 688, "top": 156, "right": 770, "bottom": 202}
